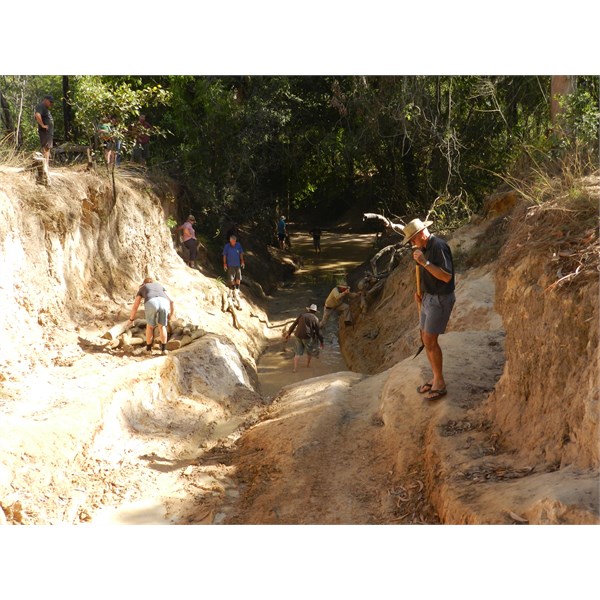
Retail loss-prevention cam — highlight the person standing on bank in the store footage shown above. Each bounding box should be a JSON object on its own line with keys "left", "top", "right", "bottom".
{"left": 128, "top": 277, "right": 174, "bottom": 356}
{"left": 34, "top": 94, "right": 54, "bottom": 177}
{"left": 223, "top": 234, "right": 245, "bottom": 308}
{"left": 404, "top": 218, "right": 455, "bottom": 401}
{"left": 178, "top": 215, "right": 198, "bottom": 269}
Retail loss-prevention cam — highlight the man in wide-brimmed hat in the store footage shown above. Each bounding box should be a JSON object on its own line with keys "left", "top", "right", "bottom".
{"left": 320, "top": 282, "right": 357, "bottom": 328}
{"left": 404, "top": 218, "right": 455, "bottom": 401}
{"left": 285, "top": 304, "right": 324, "bottom": 372}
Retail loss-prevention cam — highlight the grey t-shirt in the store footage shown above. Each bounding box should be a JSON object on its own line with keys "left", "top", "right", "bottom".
{"left": 136, "top": 282, "right": 169, "bottom": 303}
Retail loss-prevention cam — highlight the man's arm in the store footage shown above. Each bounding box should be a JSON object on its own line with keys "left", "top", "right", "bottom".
{"left": 128, "top": 295, "right": 142, "bottom": 322}
{"left": 285, "top": 315, "right": 300, "bottom": 339}
{"left": 412, "top": 249, "right": 452, "bottom": 283}
{"left": 35, "top": 111, "right": 46, "bottom": 129}
{"left": 314, "top": 321, "right": 324, "bottom": 346}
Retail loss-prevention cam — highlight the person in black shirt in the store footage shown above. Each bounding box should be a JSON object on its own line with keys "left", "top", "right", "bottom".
{"left": 284, "top": 304, "right": 324, "bottom": 372}
{"left": 309, "top": 225, "right": 322, "bottom": 254}
{"left": 34, "top": 94, "right": 54, "bottom": 176}
{"left": 403, "top": 218, "right": 455, "bottom": 401}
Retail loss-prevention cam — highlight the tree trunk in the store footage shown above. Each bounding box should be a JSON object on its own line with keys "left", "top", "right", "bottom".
{"left": 62, "top": 76, "right": 75, "bottom": 141}
{"left": 550, "top": 76, "right": 576, "bottom": 125}
{"left": 0, "top": 90, "right": 15, "bottom": 142}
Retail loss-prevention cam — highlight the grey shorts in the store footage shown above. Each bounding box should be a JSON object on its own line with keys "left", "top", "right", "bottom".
{"left": 292, "top": 336, "right": 320, "bottom": 357}
{"left": 420, "top": 292, "right": 455, "bottom": 335}
{"left": 227, "top": 266, "right": 242, "bottom": 284}
{"left": 39, "top": 130, "right": 53, "bottom": 150}
{"left": 145, "top": 296, "right": 170, "bottom": 327}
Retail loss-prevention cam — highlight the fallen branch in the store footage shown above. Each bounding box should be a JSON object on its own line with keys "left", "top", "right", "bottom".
{"left": 363, "top": 212, "right": 405, "bottom": 235}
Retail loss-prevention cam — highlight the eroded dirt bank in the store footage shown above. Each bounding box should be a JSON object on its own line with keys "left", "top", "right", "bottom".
{"left": 0, "top": 167, "right": 271, "bottom": 524}
{"left": 1, "top": 167, "right": 598, "bottom": 526}
{"left": 219, "top": 184, "right": 599, "bottom": 524}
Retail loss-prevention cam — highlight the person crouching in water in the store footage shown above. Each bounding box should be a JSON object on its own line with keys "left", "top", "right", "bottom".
{"left": 128, "top": 277, "right": 174, "bottom": 355}
{"left": 285, "top": 304, "right": 324, "bottom": 372}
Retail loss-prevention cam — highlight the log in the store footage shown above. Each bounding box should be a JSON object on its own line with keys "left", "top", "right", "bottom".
{"left": 166, "top": 334, "right": 183, "bottom": 351}
{"left": 102, "top": 320, "right": 132, "bottom": 340}
{"left": 31, "top": 152, "right": 49, "bottom": 185}
{"left": 166, "top": 333, "right": 193, "bottom": 351}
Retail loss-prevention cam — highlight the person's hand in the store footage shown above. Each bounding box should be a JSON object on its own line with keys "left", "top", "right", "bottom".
{"left": 241, "top": 263, "right": 245, "bottom": 269}
{"left": 414, "top": 292, "right": 422, "bottom": 305}
{"left": 412, "top": 249, "right": 425, "bottom": 265}
{"left": 223, "top": 264, "right": 227, "bottom": 272}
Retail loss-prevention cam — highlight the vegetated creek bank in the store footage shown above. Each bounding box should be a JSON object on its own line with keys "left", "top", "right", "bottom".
{"left": 256, "top": 231, "right": 375, "bottom": 398}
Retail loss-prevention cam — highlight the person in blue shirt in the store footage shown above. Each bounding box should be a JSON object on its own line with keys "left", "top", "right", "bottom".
{"left": 277, "top": 215, "right": 287, "bottom": 249}
{"left": 223, "top": 234, "right": 245, "bottom": 308}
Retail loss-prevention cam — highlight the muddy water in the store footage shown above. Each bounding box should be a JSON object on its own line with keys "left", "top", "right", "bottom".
{"left": 256, "top": 230, "right": 375, "bottom": 399}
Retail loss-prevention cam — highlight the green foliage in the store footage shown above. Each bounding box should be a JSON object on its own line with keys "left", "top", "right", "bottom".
{"left": 553, "top": 80, "right": 600, "bottom": 152}
{"left": 71, "top": 76, "right": 171, "bottom": 150}
{"left": 3, "top": 74, "right": 597, "bottom": 241}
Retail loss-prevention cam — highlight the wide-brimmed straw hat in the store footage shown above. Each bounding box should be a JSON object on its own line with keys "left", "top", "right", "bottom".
{"left": 306, "top": 304, "right": 319, "bottom": 313}
{"left": 402, "top": 218, "right": 433, "bottom": 245}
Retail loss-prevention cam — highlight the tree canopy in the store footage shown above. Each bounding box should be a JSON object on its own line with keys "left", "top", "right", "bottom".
{"left": 1, "top": 75, "right": 598, "bottom": 237}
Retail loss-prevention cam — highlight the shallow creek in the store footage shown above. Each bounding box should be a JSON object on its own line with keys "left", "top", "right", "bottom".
{"left": 256, "top": 230, "right": 375, "bottom": 399}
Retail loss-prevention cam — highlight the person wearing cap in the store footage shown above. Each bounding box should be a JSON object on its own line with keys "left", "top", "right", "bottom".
{"left": 403, "top": 217, "right": 455, "bottom": 401}
{"left": 128, "top": 277, "right": 174, "bottom": 356}
{"left": 223, "top": 234, "right": 245, "bottom": 308}
{"left": 178, "top": 215, "right": 198, "bottom": 269}
{"left": 285, "top": 304, "right": 324, "bottom": 372}
{"left": 34, "top": 94, "right": 54, "bottom": 174}
{"left": 320, "top": 283, "right": 357, "bottom": 328}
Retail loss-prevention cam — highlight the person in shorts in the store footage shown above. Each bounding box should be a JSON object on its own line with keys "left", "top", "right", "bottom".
{"left": 284, "top": 304, "right": 324, "bottom": 372}
{"left": 403, "top": 218, "right": 455, "bottom": 401}
{"left": 128, "top": 277, "right": 174, "bottom": 355}
{"left": 309, "top": 224, "right": 322, "bottom": 254}
{"left": 34, "top": 94, "right": 54, "bottom": 175}
{"left": 178, "top": 214, "right": 198, "bottom": 269}
{"left": 223, "top": 234, "right": 245, "bottom": 308}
